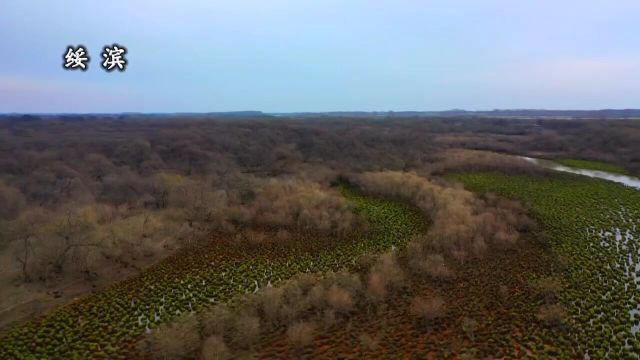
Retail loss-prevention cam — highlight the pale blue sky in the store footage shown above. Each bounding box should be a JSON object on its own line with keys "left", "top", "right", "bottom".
{"left": 1, "top": 0, "right": 639, "bottom": 113}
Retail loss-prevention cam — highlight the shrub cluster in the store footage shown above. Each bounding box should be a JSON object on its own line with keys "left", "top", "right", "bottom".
{"left": 142, "top": 253, "right": 413, "bottom": 358}
{"left": 355, "top": 171, "right": 535, "bottom": 263}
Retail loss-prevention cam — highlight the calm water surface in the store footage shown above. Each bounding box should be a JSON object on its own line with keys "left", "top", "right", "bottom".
{"left": 520, "top": 156, "right": 640, "bottom": 190}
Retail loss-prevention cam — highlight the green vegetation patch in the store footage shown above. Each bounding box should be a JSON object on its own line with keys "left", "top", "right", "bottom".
{"left": 448, "top": 171, "right": 640, "bottom": 358}
{"left": 0, "top": 187, "right": 425, "bottom": 359}
{"left": 556, "top": 158, "right": 627, "bottom": 174}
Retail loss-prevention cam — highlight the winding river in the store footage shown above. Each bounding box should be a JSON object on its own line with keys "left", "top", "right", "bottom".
{"left": 520, "top": 156, "right": 640, "bottom": 190}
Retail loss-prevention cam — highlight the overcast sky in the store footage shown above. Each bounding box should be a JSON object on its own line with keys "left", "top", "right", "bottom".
{"left": 1, "top": 0, "right": 639, "bottom": 113}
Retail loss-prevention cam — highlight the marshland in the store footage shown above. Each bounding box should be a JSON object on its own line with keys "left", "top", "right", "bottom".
{"left": 1, "top": 116, "right": 640, "bottom": 358}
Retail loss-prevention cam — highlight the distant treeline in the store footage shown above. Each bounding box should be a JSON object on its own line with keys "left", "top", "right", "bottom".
{"left": 276, "top": 109, "right": 640, "bottom": 118}
{"left": 3, "top": 109, "right": 640, "bottom": 121}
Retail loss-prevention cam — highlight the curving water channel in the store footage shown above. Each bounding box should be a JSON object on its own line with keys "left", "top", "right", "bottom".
{"left": 520, "top": 156, "right": 640, "bottom": 190}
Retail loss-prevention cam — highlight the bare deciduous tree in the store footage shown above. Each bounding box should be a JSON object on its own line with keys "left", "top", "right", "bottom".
{"left": 49, "top": 207, "right": 100, "bottom": 274}
{"left": 10, "top": 209, "right": 47, "bottom": 282}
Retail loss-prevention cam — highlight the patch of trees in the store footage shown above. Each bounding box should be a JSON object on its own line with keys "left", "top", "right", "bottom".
{"left": 354, "top": 171, "right": 535, "bottom": 263}
{"left": 426, "top": 149, "right": 548, "bottom": 176}
{"left": 2, "top": 175, "right": 366, "bottom": 285}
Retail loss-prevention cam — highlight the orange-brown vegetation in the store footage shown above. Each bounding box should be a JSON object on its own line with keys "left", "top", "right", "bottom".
{"left": 410, "top": 295, "right": 447, "bottom": 328}
{"left": 355, "top": 171, "right": 535, "bottom": 262}
{"left": 252, "top": 231, "right": 564, "bottom": 359}
{"left": 201, "top": 335, "right": 230, "bottom": 360}
{"left": 427, "top": 149, "right": 546, "bottom": 176}
{"left": 536, "top": 304, "right": 567, "bottom": 328}
{"left": 365, "top": 253, "right": 404, "bottom": 303}
{"left": 286, "top": 321, "right": 316, "bottom": 349}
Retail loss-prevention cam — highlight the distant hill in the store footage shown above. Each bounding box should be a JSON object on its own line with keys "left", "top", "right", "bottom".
{"left": 0, "top": 111, "right": 271, "bottom": 121}
{"left": 273, "top": 109, "right": 640, "bottom": 119}
{"left": 3, "top": 109, "right": 640, "bottom": 120}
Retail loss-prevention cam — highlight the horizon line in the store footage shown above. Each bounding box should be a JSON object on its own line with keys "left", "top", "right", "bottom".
{"left": 3, "top": 108, "right": 640, "bottom": 116}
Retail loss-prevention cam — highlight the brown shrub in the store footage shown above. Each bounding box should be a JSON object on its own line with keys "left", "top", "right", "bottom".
{"left": 366, "top": 272, "right": 387, "bottom": 303}
{"left": 0, "top": 181, "right": 25, "bottom": 220}
{"left": 244, "top": 229, "right": 267, "bottom": 247}
{"left": 498, "top": 285, "right": 510, "bottom": 301}
{"left": 325, "top": 285, "right": 354, "bottom": 314}
{"left": 356, "top": 171, "right": 532, "bottom": 262}
{"left": 536, "top": 304, "right": 566, "bottom": 327}
{"left": 323, "top": 271, "right": 362, "bottom": 297}
{"left": 304, "top": 284, "right": 326, "bottom": 311}
{"left": 358, "top": 333, "right": 380, "bottom": 352}
{"left": 322, "top": 309, "right": 337, "bottom": 328}
{"left": 143, "top": 316, "right": 200, "bottom": 360}
{"left": 409, "top": 253, "right": 453, "bottom": 281}
{"left": 228, "top": 313, "right": 261, "bottom": 349}
{"left": 201, "top": 335, "right": 230, "bottom": 360}
{"left": 278, "top": 282, "right": 308, "bottom": 324}
{"left": 257, "top": 286, "right": 285, "bottom": 326}
{"left": 354, "top": 253, "right": 376, "bottom": 271}
{"left": 250, "top": 179, "right": 365, "bottom": 236}
{"left": 531, "top": 276, "right": 563, "bottom": 303}
{"left": 286, "top": 321, "right": 316, "bottom": 349}
{"left": 292, "top": 273, "right": 319, "bottom": 293}
{"left": 410, "top": 295, "right": 446, "bottom": 327}
{"left": 461, "top": 317, "right": 478, "bottom": 341}
{"left": 427, "top": 149, "right": 545, "bottom": 176}
{"left": 199, "top": 305, "right": 232, "bottom": 337}
{"left": 366, "top": 253, "right": 404, "bottom": 303}
{"left": 275, "top": 229, "right": 291, "bottom": 241}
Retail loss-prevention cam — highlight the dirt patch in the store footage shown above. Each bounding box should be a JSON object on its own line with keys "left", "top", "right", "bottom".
{"left": 0, "top": 244, "right": 175, "bottom": 335}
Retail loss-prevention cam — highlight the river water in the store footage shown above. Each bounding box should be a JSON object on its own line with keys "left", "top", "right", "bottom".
{"left": 520, "top": 156, "right": 640, "bottom": 190}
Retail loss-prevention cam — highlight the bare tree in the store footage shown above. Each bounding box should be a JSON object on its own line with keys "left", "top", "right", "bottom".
{"left": 0, "top": 181, "right": 25, "bottom": 220}
{"left": 50, "top": 208, "right": 99, "bottom": 273}
{"left": 10, "top": 209, "right": 47, "bottom": 282}
{"left": 151, "top": 173, "right": 185, "bottom": 209}
{"left": 14, "top": 227, "right": 35, "bottom": 282}
{"left": 15, "top": 234, "right": 34, "bottom": 282}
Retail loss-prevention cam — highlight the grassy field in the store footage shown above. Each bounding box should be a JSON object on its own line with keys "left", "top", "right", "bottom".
{"left": 556, "top": 159, "right": 627, "bottom": 174}
{"left": 449, "top": 171, "right": 640, "bottom": 358}
{"left": 0, "top": 187, "right": 425, "bottom": 359}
